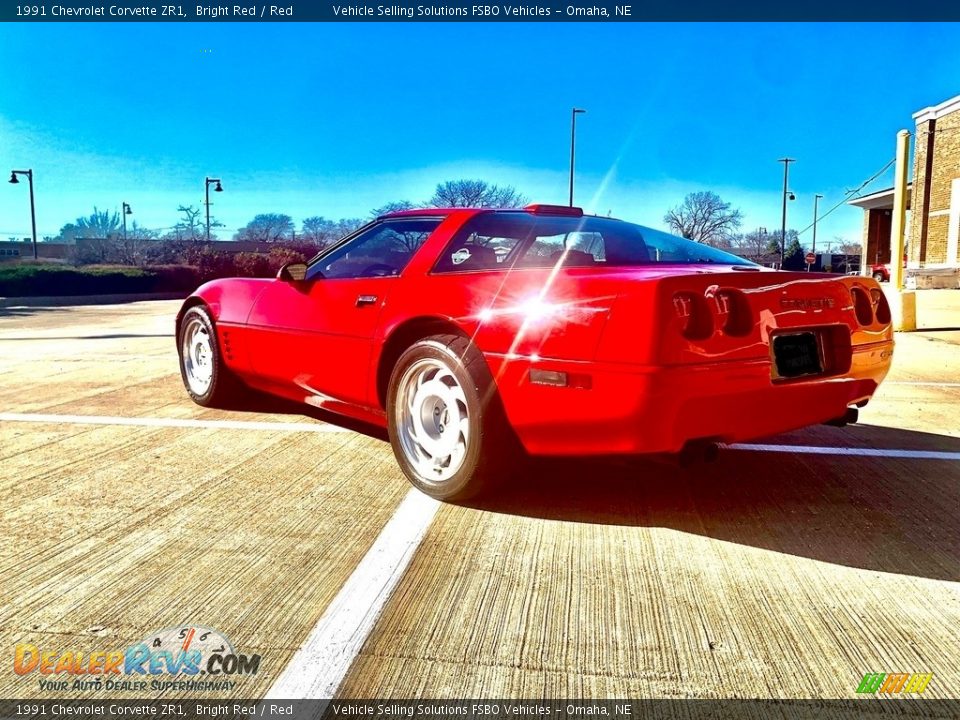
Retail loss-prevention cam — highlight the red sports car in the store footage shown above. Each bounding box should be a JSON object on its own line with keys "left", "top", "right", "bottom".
{"left": 177, "top": 204, "right": 894, "bottom": 500}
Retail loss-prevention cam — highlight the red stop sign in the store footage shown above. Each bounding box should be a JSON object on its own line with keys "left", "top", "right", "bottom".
{"left": 805, "top": 252, "right": 816, "bottom": 265}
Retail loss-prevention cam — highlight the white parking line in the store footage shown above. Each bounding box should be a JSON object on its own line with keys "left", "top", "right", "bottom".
{"left": 728, "top": 443, "right": 960, "bottom": 460}
{"left": 0, "top": 412, "right": 349, "bottom": 433}
{"left": 3, "top": 412, "right": 956, "bottom": 460}
{"left": 263, "top": 488, "right": 440, "bottom": 699}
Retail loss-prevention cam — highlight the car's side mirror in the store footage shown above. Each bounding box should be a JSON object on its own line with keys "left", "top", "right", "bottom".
{"left": 278, "top": 262, "right": 308, "bottom": 282}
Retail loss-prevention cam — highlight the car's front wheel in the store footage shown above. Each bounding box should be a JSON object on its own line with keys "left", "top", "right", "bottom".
{"left": 873, "top": 272, "right": 886, "bottom": 282}
{"left": 387, "top": 334, "right": 517, "bottom": 501}
{"left": 177, "top": 305, "right": 241, "bottom": 407}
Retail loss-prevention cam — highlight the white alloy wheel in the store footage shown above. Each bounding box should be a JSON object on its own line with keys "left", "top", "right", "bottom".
{"left": 394, "top": 357, "right": 471, "bottom": 486}
{"left": 180, "top": 315, "right": 214, "bottom": 396}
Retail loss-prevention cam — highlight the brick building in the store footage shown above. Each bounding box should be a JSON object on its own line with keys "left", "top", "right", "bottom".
{"left": 850, "top": 92, "right": 960, "bottom": 287}
{"left": 911, "top": 94, "right": 960, "bottom": 269}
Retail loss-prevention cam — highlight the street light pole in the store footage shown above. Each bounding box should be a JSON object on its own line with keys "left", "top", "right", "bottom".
{"left": 8, "top": 169, "right": 38, "bottom": 260}
{"left": 778, "top": 157, "right": 795, "bottom": 268}
{"left": 811, "top": 193, "right": 823, "bottom": 269}
{"left": 205, "top": 177, "right": 223, "bottom": 242}
{"left": 122, "top": 202, "right": 132, "bottom": 243}
{"left": 569, "top": 108, "right": 586, "bottom": 207}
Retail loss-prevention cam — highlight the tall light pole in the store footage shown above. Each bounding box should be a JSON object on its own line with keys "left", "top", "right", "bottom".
{"left": 810, "top": 193, "right": 823, "bottom": 270}
{"left": 569, "top": 108, "right": 586, "bottom": 207}
{"left": 8, "top": 169, "right": 37, "bottom": 260}
{"left": 205, "top": 177, "right": 223, "bottom": 242}
{"left": 122, "top": 202, "right": 132, "bottom": 243}
{"left": 778, "top": 158, "right": 795, "bottom": 267}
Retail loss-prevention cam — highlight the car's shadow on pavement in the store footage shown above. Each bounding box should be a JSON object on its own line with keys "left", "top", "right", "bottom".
{"left": 232, "top": 391, "right": 390, "bottom": 441}
{"left": 223, "top": 392, "right": 960, "bottom": 582}
{"left": 465, "top": 423, "right": 960, "bottom": 582}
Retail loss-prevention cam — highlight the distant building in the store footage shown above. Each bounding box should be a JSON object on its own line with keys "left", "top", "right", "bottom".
{"left": 848, "top": 184, "right": 912, "bottom": 267}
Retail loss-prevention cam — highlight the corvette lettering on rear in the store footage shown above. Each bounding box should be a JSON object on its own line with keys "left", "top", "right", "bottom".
{"left": 779, "top": 297, "right": 836, "bottom": 311}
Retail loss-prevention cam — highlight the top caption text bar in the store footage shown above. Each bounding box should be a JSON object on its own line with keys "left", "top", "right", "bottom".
{"left": 3, "top": 0, "right": 960, "bottom": 21}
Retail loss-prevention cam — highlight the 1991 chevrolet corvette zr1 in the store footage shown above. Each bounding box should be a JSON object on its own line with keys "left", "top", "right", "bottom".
{"left": 177, "top": 204, "right": 893, "bottom": 500}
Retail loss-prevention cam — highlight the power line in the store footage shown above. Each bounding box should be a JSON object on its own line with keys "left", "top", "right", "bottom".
{"left": 796, "top": 157, "right": 896, "bottom": 238}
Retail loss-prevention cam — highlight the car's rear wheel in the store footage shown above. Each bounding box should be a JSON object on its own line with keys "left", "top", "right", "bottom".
{"left": 387, "top": 334, "right": 517, "bottom": 501}
{"left": 873, "top": 272, "right": 886, "bottom": 282}
{"left": 178, "top": 305, "right": 241, "bottom": 407}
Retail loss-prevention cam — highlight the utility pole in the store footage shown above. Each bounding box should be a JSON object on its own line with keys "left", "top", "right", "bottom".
{"left": 811, "top": 193, "right": 823, "bottom": 271}
{"left": 778, "top": 158, "right": 795, "bottom": 267}
{"left": 569, "top": 108, "right": 586, "bottom": 207}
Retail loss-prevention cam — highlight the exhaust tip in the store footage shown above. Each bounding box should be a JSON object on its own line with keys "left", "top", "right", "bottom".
{"left": 824, "top": 406, "right": 859, "bottom": 427}
{"left": 679, "top": 439, "right": 721, "bottom": 467}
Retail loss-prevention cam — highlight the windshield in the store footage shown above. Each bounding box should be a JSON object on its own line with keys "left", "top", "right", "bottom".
{"left": 433, "top": 213, "right": 756, "bottom": 272}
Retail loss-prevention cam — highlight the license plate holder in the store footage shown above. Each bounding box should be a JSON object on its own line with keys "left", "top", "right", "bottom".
{"left": 773, "top": 332, "right": 822, "bottom": 379}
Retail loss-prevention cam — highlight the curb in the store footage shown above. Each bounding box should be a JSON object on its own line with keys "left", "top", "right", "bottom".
{"left": 0, "top": 292, "right": 188, "bottom": 308}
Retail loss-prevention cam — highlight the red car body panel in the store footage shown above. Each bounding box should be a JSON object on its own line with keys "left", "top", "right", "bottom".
{"left": 179, "top": 207, "right": 894, "bottom": 456}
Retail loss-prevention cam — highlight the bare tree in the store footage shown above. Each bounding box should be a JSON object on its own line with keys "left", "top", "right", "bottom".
{"left": 729, "top": 229, "right": 772, "bottom": 262}
{"left": 835, "top": 235, "right": 861, "bottom": 274}
{"left": 370, "top": 201, "right": 415, "bottom": 218}
{"left": 428, "top": 180, "right": 527, "bottom": 208}
{"left": 301, "top": 216, "right": 351, "bottom": 247}
{"left": 664, "top": 192, "right": 744, "bottom": 247}
{"left": 235, "top": 213, "right": 295, "bottom": 242}
{"left": 116, "top": 222, "right": 159, "bottom": 265}
{"left": 173, "top": 205, "right": 204, "bottom": 242}
{"left": 74, "top": 207, "right": 122, "bottom": 238}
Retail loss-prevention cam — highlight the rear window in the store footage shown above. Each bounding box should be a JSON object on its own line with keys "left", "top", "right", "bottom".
{"left": 433, "top": 213, "right": 754, "bottom": 273}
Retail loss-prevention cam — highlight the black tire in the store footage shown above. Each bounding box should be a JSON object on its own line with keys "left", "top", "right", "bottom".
{"left": 177, "top": 305, "right": 243, "bottom": 408}
{"left": 873, "top": 272, "right": 886, "bottom": 282}
{"left": 386, "top": 334, "right": 519, "bottom": 501}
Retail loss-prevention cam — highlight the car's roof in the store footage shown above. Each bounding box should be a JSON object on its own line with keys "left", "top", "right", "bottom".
{"left": 378, "top": 205, "right": 611, "bottom": 221}
{"left": 377, "top": 207, "right": 466, "bottom": 219}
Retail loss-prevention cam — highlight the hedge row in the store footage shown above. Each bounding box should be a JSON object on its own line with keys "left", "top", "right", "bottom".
{"left": 0, "top": 264, "right": 199, "bottom": 297}
{"left": 0, "top": 246, "right": 316, "bottom": 297}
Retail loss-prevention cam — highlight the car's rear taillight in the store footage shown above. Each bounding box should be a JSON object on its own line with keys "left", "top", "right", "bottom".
{"left": 850, "top": 287, "right": 874, "bottom": 326}
{"left": 672, "top": 291, "right": 713, "bottom": 340}
{"left": 714, "top": 289, "right": 753, "bottom": 337}
{"left": 871, "top": 287, "right": 892, "bottom": 325}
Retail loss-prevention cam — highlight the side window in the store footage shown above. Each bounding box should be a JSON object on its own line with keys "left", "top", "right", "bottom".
{"left": 436, "top": 232, "right": 523, "bottom": 272}
{"left": 569, "top": 232, "right": 605, "bottom": 262}
{"left": 308, "top": 218, "right": 441, "bottom": 280}
{"left": 517, "top": 231, "right": 604, "bottom": 267}
{"left": 435, "top": 213, "right": 539, "bottom": 273}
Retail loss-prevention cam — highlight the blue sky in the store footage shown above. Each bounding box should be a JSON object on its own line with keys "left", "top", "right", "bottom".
{"left": 1, "top": 22, "right": 958, "bottom": 248}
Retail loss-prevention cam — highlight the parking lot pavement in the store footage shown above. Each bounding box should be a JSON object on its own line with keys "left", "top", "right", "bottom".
{"left": 0, "top": 297, "right": 958, "bottom": 702}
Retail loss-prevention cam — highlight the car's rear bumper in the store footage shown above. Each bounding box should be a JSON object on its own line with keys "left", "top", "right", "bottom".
{"left": 486, "top": 340, "right": 893, "bottom": 456}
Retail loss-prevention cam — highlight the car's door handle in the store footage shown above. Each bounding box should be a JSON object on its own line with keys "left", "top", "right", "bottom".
{"left": 356, "top": 294, "right": 378, "bottom": 307}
